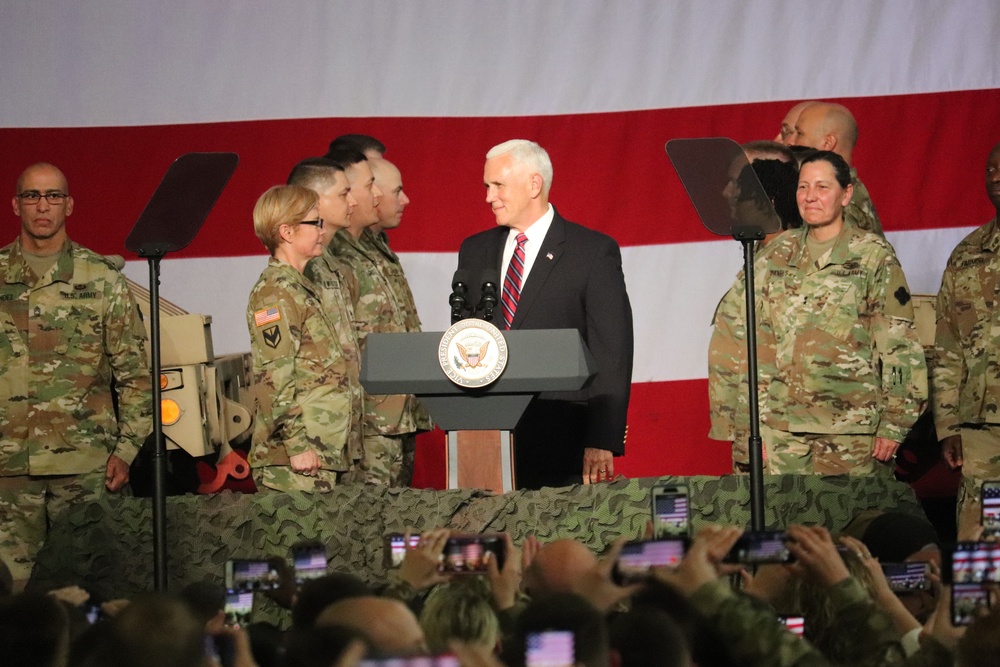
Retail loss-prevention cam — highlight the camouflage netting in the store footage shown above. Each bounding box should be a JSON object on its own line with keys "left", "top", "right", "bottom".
{"left": 32, "top": 474, "right": 922, "bottom": 618}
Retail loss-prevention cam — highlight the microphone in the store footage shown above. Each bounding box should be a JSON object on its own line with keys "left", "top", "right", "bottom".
{"left": 450, "top": 269, "right": 471, "bottom": 323}
{"left": 477, "top": 269, "right": 500, "bottom": 323}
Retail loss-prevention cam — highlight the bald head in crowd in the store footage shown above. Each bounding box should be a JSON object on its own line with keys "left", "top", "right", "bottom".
{"left": 316, "top": 595, "right": 427, "bottom": 656}
{"left": 522, "top": 539, "right": 599, "bottom": 597}
{"left": 774, "top": 101, "right": 816, "bottom": 144}
{"left": 777, "top": 100, "right": 883, "bottom": 234}
{"left": 785, "top": 102, "right": 860, "bottom": 164}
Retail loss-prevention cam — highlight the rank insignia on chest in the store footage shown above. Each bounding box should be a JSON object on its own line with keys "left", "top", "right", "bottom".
{"left": 262, "top": 325, "right": 282, "bottom": 349}
{"left": 255, "top": 306, "right": 281, "bottom": 327}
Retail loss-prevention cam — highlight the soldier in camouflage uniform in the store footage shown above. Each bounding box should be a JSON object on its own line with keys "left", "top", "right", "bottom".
{"left": 287, "top": 159, "right": 366, "bottom": 481}
{"left": 709, "top": 150, "right": 800, "bottom": 472}
{"left": 756, "top": 152, "right": 926, "bottom": 476}
{"left": 247, "top": 185, "right": 361, "bottom": 492}
{"left": 326, "top": 151, "right": 431, "bottom": 487}
{"left": 781, "top": 101, "right": 884, "bottom": 235}
{"left": 0, "top": 163, "right": 151, "bottom": 587}
{"left": 655, "top": 525, "right": 955, "bottom": 667}
{"left": 932, "top": 141, "right": 1000, "bottom": 538}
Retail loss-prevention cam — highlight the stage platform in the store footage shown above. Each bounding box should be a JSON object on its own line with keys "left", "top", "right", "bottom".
{"left": 32, "top": 474, "right": 923, "bottom": 604}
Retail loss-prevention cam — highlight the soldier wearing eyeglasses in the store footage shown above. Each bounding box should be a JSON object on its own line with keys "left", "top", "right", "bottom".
{"left": 0, "top": 163, "right": 151, "bottom": 589}
{"left": 246, "top": 185, "right": 360, "bottom": 492}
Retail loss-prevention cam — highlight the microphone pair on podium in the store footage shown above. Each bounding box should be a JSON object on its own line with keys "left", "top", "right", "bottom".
{"left": 450, "top": 269, "right": 499, "bottom": 324}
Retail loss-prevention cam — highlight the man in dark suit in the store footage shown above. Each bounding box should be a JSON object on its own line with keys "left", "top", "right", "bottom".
{"left": 456, "top": 140, "right": 633, "bottom": 489}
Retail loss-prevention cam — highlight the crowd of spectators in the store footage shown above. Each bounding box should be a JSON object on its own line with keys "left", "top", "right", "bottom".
{"left": 2, "top": 515, "right": 998, "bottom": 667}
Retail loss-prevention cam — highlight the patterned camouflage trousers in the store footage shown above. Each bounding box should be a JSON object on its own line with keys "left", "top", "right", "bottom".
{"left": 762, "top": 424, "right": 895, "bottom": 477}
{"left": 358, "top": 433, "right": 416, "bottom": 487}
{"left": 0, "top": 469, "right": 108, "bottom": 585}
{"left": 252, "top": 466, "right": 350, "bottom": 493}
{"left": 956, "top": 425, "right": 1000, "bottom": 540}
{"left": 732, "top": 434, "right": 765, "bottom": 474}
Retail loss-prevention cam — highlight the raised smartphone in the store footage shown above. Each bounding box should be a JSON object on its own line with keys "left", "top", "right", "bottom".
{"left": 881, "top": 561, "right": 931, "bottom": 592}
{"left": 526, "top": 630, "right": 575, "bottom": 667}
{"left": 724, "top": 530, "right": 794, "bottom": 564}
{"left": 613, "top": 537, "right": 688, "bottom": 584}
{"left": 982, "top": 480, "right": 1000, "bottom": 537}
{"left": 223, "top": 589, "right": 254, "bottom": 626}
{"left": 384, "top": 533, "right": 421, "bottom": 568}
{"left": 439, "top": 533, "right": 506, "bottom": 574}
{"left": 224, "top": 559, "right": 280, "bottom": 592}
{"left": 651, "top": 484, "right": 690, "bottom": 538}
{"left": 778, "top": 615, "right": 805, "bottom": 637}
{"left": 292, "top": 543, "right": 328, "bottom": 585}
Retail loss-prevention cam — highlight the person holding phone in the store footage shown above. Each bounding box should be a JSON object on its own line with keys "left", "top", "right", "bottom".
{"left": 246, "top": 185, "right": 362, "bottom": 492}
{"left": 755, "top": 151, "right": 926, "bottom": 476}
{"left": 652, "top": 525, "right": 961, "bottom": 666}
{"left": 932, "top": 141, "right": 1000, "bottom": 539}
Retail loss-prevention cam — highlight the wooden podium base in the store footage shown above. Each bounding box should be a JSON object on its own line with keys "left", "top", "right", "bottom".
{"left": 446, "top": 430, "right": 515, "bottom": 493}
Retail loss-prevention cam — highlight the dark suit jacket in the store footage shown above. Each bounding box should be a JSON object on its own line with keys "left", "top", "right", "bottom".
{"left": 456, "top": 209, "right": 634, "bottom": 486}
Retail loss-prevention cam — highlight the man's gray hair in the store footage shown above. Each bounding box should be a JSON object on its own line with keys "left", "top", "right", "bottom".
{"left": 486, "top": 139, "right": 553, "bottom": 193}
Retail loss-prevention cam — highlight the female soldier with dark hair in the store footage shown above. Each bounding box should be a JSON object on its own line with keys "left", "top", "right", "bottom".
{"left": 756, "top": 151, "right": 926, "bottom": 475}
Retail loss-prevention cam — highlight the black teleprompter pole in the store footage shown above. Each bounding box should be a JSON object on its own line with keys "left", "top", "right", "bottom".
{"left": 666, "top": 137, "right": 780, "bottom": 532}
{"left": 126, "top": 153, "right": 238, "bottom": 590}
{"left": 734, "top": 227, "right": 766, "bottom": 531}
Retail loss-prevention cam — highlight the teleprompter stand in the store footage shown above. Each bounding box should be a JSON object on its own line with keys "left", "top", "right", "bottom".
{"left": 666, "top": 138, "right": 781, "bottom": 531}
{"left": 125, "top": 153, "right": 239, "bottom": 590}
{"left": 361, "top": 329, "right": 596, "bottom": 493}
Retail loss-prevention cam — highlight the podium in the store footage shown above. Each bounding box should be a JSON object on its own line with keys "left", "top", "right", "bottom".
{"left": 361, "top": 329, "right": 596, "bottom": 493}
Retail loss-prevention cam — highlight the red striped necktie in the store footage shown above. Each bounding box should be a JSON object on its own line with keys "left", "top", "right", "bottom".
{"left": 501, "top": 233, "right": 528, "bottom": 329}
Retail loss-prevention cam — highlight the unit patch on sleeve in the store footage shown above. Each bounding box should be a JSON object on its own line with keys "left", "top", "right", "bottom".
{"left": 262, "top": 325, "right": 282, "bottom": 349}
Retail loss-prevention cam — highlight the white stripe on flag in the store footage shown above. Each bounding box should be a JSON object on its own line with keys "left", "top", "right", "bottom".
{"left": 124, "top": 225, "right": 976, "bottom": 380}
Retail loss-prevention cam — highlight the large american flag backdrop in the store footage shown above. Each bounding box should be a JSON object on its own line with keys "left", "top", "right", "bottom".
{"left": 3, "top": 2, "right": 999, "bottom": 487}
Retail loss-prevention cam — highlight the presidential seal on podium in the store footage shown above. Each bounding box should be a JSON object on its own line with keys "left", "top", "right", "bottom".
{"left": 438, "top": 319, "right": 508, "bottom": 388}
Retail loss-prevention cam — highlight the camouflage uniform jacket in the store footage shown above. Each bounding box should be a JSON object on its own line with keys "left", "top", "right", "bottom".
{"left": 846, "top": 168, "right": 884, "bottom": 236}
{"left": 330, "top": 229, "right": 432, "bottom": 435}
{"left": 247, "top": 258, "right": 360, "bottom": 471}
{"left": 932, "top": 218, "right": 1000, "bottom": 437}
{"left": 689, "top": 577, "right": 951, "bottom": 667}
{"left": 304, "top": 250, "right": 364, "bottom": 462}
{"left": 370, "top": 231, "right": 422, "bottom": 332}
{"left": 0, "top": 239, "right": 151, "bottom": 476}
{"left": 708, "top": 240, "right": 777, "bottom": 444}
{"left": 757, "top": 224, "right": 927, "bottom": 442}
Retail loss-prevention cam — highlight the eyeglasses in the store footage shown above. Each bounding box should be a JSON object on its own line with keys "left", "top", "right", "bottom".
{"left": 299, "top": 218, "right": 324, "bottom": 229}
{"left": 16, "top": 191, "right": 70, "bottom": 205}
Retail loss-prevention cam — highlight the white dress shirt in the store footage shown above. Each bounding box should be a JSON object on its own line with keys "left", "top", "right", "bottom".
{"left": 501, "top": 204, "right": 554, "bottom": 289}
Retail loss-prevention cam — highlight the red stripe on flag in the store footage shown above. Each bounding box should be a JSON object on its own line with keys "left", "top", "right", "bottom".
{"left": 2, "top": 89, "right": 998, "bottom": 261}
